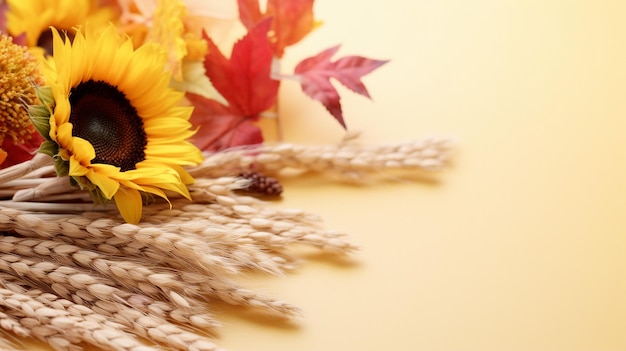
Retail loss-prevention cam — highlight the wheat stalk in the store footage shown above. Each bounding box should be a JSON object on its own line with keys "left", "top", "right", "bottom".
{"left": 0, "top": 283, "right": 154, "bottom": 351}
{"left": 0, "top": 154, "right": 54, "bottom": 185}
{"left": 0, "top": 271, "right": 225, "bottom": 351}
{"left": 190, "top": 137, "right": 452, "bottom": 179}
{"left": 0, "top": 310, "right": 30, "bottom": 339}
{"left": 0, "top": 250, "right": 215, "bottom": 324}
{"left": 0, "top": 236, "right": 300, "bottom": 318}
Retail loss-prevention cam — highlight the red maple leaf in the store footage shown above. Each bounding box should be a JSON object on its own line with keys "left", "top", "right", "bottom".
{"left": 190, "top": 18, "right": 278, "bottom": 151}
{"left": 203, "top": 17, "right": 279, "bottom": 117}
{"left": 237, "top": 0, "right": 316, "bottom": 57}
{"left": 294, "top": 45, "right": 389, "bottom": 128}
{"left": 187, "top": 93, "right": 263, "bottom": 152}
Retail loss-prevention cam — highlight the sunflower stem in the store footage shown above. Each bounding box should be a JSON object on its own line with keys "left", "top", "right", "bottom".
{"left": 0, "top": 154, "right": 54, "bottom": 185}
{"left": 0, "top": 201, "right": 113, "bottom": 213}
{"left": 12, "top": 177, "right": 76, "bottom": 202}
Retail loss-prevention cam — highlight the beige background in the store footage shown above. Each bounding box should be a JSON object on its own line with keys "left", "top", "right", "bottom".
{"left": 26, "top": 0, "right": 626, "bottom": 350}
{"left": 217, "top": 0, "right": 626, "bottom": 351}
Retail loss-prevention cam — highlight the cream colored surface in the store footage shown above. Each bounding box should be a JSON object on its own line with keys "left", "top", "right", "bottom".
{"left": 216, "top": 1, "right": 626, "bottom": 351}
{"left": 25, "top": 0, "right": 626, "bottom": 350}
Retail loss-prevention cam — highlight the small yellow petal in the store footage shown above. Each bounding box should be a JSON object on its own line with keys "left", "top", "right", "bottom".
{"left": 113, "top": 187, "right": 143, "bottom": 224}
{"left": 71, "top": 137, "right": 96, "bottom": 164}
{"left": 48, "top": 114, "right": 58, "bottom": 142}
{"left": 169, "top": 164, "right": 195, "bottom": 185}
{"left": 55, "top": 122, "right": 74, "bottom": 150}
{"left": 86, "top": 168, "right": 120, "bottom": 199}
{"left": 137, "top": 185, "right": 169, "bottom": 203}
{"left": 68, "top": 156, "right": 89, "bottom": 176}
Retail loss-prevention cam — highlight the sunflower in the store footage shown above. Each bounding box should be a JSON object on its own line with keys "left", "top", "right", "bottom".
{"left": 30, "top": 24, "right": 203, "bottom": 224}
{"left": 6, "top": 0, "right": 112, "bottom": 55}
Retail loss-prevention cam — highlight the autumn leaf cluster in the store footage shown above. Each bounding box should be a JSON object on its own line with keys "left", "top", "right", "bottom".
{"left": 189, "top": 0, "right": 389, "bottom": 151}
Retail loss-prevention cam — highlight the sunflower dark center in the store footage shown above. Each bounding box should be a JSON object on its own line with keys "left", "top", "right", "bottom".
{"left": 69, "top": 80, "right": 147, "bottom": 171}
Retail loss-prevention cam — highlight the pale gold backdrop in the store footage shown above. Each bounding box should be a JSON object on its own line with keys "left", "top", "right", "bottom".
{"left": 30, "top": 0, "right": 626, "bottom": 350}
{"left": 219, "top": 1, "right": 626, "bottom": 350}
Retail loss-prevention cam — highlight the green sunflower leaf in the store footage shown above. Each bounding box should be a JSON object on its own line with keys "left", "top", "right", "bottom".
{"left": 35, "top": 86, "right": 55, "bottom": 108}
{"left": 54, "top": 156, "right": 69, "bottom": 177}
{"left": 29, "top": 114, "right": 52, "bottom": 140}
{"left": 37, "top": 140, "right": 58, "bottom": 157}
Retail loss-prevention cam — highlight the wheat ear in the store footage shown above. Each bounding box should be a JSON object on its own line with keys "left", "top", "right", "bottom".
{"left": 0, "top": 235, "right": 299, "bottom": 318}
{"left": 190, "top": 138, "right": 452, "bottom": 178}
{"left": 0, "top": 284, "right": 156, "bottom": 351}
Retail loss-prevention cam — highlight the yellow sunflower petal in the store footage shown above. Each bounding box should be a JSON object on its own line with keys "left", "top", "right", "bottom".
{"left": 66, "top": 27, "right": 88, "bottom": 87}
{"left": 89, "top": 25, "right": 129, "bottom": 82}
{"left": 113, "top": 187, "right": 143, "bottom": 224}
{"left": 7, "top": 0, "right": 112, "bottom": 50}
{"left": 69, "top": 155, "right": 89, "bottom": 176}
{"left": 144, "top": 115, "right": 195, "bottom": 133}
{"left": 54, "top": 122, "right": 74, "bottom": 150}
{"left": 120, "top": 166, "right": 181, "bottom": 185}
{"left": 145, "top": 144, "right": 203, "bottom": 165}
{"left": 100, "top": 39, "right": 134, "bottom": 84}
{"left": 145, "top": 180, "right": 191, "bottom": 200}
{"left": 119, "top": 164, "right": 191, "bottom": 199}
{"left": 86, "top": 168, "right": 120, "bottom": 200}
{"left": 135, "top": 185, "right": 170, "bottom": 205}
{"left": 47, "top": 114, "right": 58, "bottom": 142}
{"left": 51, "top": 86, "right": 71, "bottom": 126}
{"left": 169, "top": 164, "right": 196, "bottom": 185}
{"left": 70, "top": 137, "right": 96, "bottom": 165}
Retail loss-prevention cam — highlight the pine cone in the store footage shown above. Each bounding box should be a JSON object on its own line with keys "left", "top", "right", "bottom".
{"left": 238, "top": 172, "right": 283, "bottom": 197}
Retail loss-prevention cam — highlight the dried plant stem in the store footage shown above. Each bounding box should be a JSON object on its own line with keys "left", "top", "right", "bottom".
{"left": 197, "top": 275, "right": 300, "bottom": 317}
{"left": 0, "top": 201, "right": 112, "bottom": 213}
{"left": 0, "top": 310, "right": 30, "bottom": 339}
{"left": 0, "top": 210, "right": 235, "bottom": 271}
{"left": 0, "top": 239, "right": 299, "bottom": 323}
{"left": 0, "top": 194, "right": 352, "bottom": 273}
{"left": 0, "top": 272, "right": 223, "bottom": 351}
{"left": 0, "top": 154, "right": 54, "bottom": 185}
{"left": 0, "top": 201, "right": 353, "bottom": 281}
{"left": 189, "top": 138, "right": 452, "bottom": 179}
{"left": 172, "top": 193, "right": 357, "bottom": 253}
{"left": 155, "top": 183, "right": 356, "bottom": 253}
{"left": 0, "top": 284, "right": 155, "bottom": 351}
{"left": 12, "top": 177, "right": 81, "bottom": 202}
{"left": 0, "top": 250, "right": 216, "bottom": 326}
{"left": 0, "top": 236, "right": 299, "bottom": 318}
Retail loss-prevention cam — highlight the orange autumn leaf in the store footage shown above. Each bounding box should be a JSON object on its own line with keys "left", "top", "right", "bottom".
{"left": 237, "top": 0, "right": 316, "bottom": 57}
{"left": 0, "top": 148, "right": 7, "bottom": 166}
